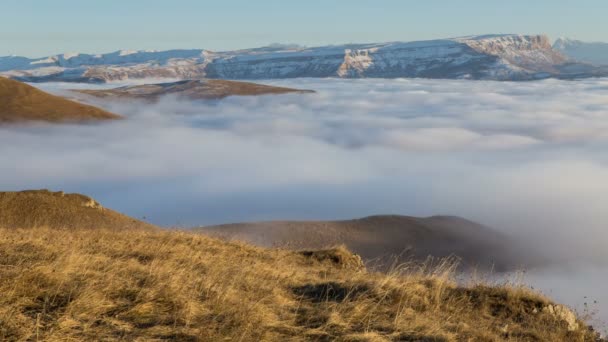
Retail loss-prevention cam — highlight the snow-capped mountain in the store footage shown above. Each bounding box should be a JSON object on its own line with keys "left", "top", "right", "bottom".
{"left": 553, "top": 38, "right": 608, "bottom": 65}
{"left": 2, "top": 35, "right": 606, "bottom": 82}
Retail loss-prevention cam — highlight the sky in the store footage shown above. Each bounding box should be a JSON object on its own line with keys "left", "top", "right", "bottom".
{"left": 2, "top": 0, "right": 607, "bottom": 57}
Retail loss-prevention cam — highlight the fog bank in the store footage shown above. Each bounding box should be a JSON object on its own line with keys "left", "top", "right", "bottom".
{"left": 4, "top": 78, "right": 608, "bottom": 325}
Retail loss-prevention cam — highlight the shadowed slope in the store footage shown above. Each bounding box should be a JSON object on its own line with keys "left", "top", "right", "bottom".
{"left": 0, "top": 190, "right": 155, "bottom": 230}
{"left": 0, "top": 77, "right": 121, "bottom": 124}
{"left": 197, "top": 215, "right": 533, "bottom": 271}
{"left": 73, "top": 79, "right": 314, "bottom": 101}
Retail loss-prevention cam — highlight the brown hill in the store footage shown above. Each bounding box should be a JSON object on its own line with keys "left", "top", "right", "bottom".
{"left": 0, "top": 190, "right": 155, "bottom": 230}
{"left": 0, "top": 76, "right": 120, "bottom": 124}
{"left": 197, "top": 215, "right": 533, "bottom": 271}
{"left": 73, "top": 79, "right": 314, "bottom": 101}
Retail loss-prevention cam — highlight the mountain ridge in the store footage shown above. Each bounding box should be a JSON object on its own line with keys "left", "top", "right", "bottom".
{"left": 3, "top": 34, "right": 606, "bottom": 82}
{"left": 554, "top": 37, "right": 608, "bottom": 65}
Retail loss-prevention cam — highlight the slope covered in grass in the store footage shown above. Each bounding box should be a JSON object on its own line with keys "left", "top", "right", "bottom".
{"left": 0, "top": 225, "right": 602, "bottom": 341}
{"left": 0, "top": 190, "right": 154, "bottom": 230}
{"left": 0, "top": 77, "right": 120, "bottom": 123}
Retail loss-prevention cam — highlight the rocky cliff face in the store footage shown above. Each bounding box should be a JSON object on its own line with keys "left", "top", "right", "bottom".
{"left": 459, "top": 35, "right": 566, "bottom": 73}
{"left": 2, "top": 35, "right": 605, "bottom": 82}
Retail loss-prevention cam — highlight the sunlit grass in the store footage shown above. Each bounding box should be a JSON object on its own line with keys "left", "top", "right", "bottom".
{"left": 0, "top": 226, "right": 601, "bottom": 341}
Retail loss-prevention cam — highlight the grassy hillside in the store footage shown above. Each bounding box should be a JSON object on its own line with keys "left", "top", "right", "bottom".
{"left": 0, "top": 77, "right": 120, "bottom": 123}
{"left": 0, "top": 190, "right": 154, "bottom": 230}
{"left": 0, "top": 231, "right": 602, "bottom": 341}
{"left": 0, "top": 190, "right": 603, "bottom": 341}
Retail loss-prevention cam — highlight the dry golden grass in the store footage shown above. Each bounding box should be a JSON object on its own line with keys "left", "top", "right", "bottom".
{"left": 0, "top": 77, "right": 120, "bottom": 124}
{"left": 0, "top": 190, "right": 155, "bottom": 231}
{"left": 0, "top": 226, "right": 602, "bottom": 341}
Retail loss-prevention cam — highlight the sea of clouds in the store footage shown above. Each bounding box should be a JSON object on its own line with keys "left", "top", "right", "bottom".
{"left": 3, "top": 78, "right": 608, "bottom": 326}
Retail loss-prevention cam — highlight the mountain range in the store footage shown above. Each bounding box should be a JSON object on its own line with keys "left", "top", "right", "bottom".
{"left": 553, "top": 37, "right": 608, "bottom": 65}
{"left": 2, "top": 34, "right": 607, "bottom": 82}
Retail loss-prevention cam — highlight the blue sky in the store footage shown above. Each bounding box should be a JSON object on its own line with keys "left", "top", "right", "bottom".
{"left": 2, "top": 0, "right": 606, "bottom": 57}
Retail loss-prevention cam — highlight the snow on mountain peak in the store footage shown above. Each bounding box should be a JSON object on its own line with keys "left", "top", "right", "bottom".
{"left": 456, "top": 34, "right": 553, "bottom": 50}
{"left": 118, "top": 50, "right": 139, "bottom": 56}
{"left": 1, "top": 34, "right": 605, "bottom": 81}
{"left": 63, "top": 52, "right": 81, "bottom": 60}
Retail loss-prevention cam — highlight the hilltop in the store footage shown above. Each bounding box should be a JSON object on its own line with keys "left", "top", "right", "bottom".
{"left": 0, "top": 77, "right": 120, "bottom": 124}
{"left": 73, "top": 79, "right": 315, "bottom": 101}
{"left": 3, "top": 34, "right": 607, "bottom": 82}
{"left": 197, "top": 215, "right": 535, "bottom": 271}
{"left": 0, "top": 190, "right": 154, "bottom": 230}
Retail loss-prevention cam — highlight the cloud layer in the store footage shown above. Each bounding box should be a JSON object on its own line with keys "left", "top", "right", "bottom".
{"left": 17, "top": 78, "right": 608, "bottom": 228}
{"left": 5, "top": 77, "right": 608, "bottom": 324}
{"left": 7, "top": 78, "right": 608, "bottom": 265}
{"left": 5, "top": 78, "right": 608, "bottom": 232}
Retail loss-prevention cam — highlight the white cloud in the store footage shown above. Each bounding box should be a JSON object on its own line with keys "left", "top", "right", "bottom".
{"left": 6, "top": 77, "right": 608, "bottom": 324}
{"left": 4, "top": 77, "right": 608, "bottom": 241}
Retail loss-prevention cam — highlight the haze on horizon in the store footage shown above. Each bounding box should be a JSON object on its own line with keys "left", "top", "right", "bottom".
{"left": 2, "top": 0, "right": 608, "bottom": 57}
